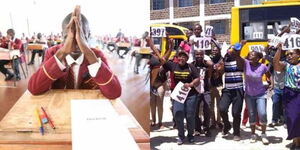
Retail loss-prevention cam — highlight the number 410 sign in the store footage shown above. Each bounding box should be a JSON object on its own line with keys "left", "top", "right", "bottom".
{"left": 194, "top": 37, "right": 212, "bottom": 50}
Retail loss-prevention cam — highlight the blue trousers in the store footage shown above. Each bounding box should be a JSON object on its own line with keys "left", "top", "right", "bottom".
{"left": 173, "top": 95, "right": 197, "bottom": 140}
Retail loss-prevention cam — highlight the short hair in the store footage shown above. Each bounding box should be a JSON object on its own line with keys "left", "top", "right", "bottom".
{"left": 294, "top": 49, "right": 300, "bottom": 55}
{"left": 61, "top": 13, "right": 90, "bottom": 39}
{"left": 251, "top": 51, "right": 263, "bottom": 59}
{"left": 7, "top": 29, "right": 15, "bottom": 35}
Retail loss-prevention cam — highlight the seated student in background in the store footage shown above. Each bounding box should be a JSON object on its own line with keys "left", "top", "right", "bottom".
{"left": 28, "top": 33, "right": 47, "bottom": 65}
{"left": 28, "top": 6, "right": 121, "bottom": 99}
{"left": 0, "top": 29, "right": 22, "bottom": 80}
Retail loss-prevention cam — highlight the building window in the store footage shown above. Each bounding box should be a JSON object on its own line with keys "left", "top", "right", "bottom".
{"left": 153, "top": 0, "right": 165, "bottom": 10}
{"left": 211, "top": 20, "right": 226, "bottom": 34}
{"left": 252, "top": 0, "right": 264, "bottom": 4}
{"left": 178, "top": 0, "right": 192, "bottom": 7}
{"left": 210, "top": 0, "right": 226, "bottom": 4}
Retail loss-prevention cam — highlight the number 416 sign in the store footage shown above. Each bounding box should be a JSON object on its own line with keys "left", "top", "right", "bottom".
{"left": 170, "top": 82, "right": 191, "bottom": 104}
{"left": 282, "top": 34, "right": 300, "bottom": 50}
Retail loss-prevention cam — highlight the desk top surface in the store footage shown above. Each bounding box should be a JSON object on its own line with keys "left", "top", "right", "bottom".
{"left": 0, "top": 90, "right": 149, "bottom": 144}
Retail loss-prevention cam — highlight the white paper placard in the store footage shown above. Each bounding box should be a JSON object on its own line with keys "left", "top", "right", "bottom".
{"left": 151, "top": 27, "right": 166, "bottom": 37}
{"left": 221, "top": 41, "right": 230, "bottom": 57}
{"left": 194, "top": 69, "right": 205, "bottom": 94}
{"left": 282, "top": 34, "right": 300, "bottom": 50}
{"left": 253, "top": 32, "right": 263, "bottom": 39}
{"left": 205, "top": 25, "right": 214, "bottom": 37}
{"left": 291, "top": 17, "right": 300, "bottom": 29}
{"left": 170, "top": 82, "right": 191, "bottom": 104}
{"left": 249, "top": 45, "right": 264, "bottom": 53}
{"left": 71, "top": 100, "right": 139, "bottom": 150}
{"left": 193, "top": 37, "right": 211, "bottom": 50}
{"left": 269, "top": 36, "right": 282, "bottom": 47}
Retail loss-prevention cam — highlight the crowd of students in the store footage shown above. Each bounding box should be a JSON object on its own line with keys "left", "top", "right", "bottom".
{"left": 149, "top": 23, "right": 300, "bottom": 149}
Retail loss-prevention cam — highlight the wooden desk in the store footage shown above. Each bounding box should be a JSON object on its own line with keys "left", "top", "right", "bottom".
{"left": 136, "top": 47, "right": 152, "bottom": 55}
{"left": 0, "top": 90, "right": 150, "bottom": 150}
{"left": 0, "top": 48, "right": 20, "bottom": 60}
{"left": 27, "top": 44, "right": 47, "bottom": 50}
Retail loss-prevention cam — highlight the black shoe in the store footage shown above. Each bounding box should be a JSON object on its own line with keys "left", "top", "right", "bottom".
{"left": 27, "top": 61, "right": 34, "bottom": 65}
{"left": 5, "top": 74, "right": 15, "bottom": 81}
{"left": 188, "top": 138, "right": 194, "bottom": 143}
{"left": 177, "top": 138, "right": 184, "bottom": 145}
{"left": 223, "top": 124, "right": 232, "bottom": 135}
{"left": 217, "top": 122, "right": 224, "bottom": 130}
{"left": 210, "top": 124, "right": 216, "bottom": 129}
{"left": 268, "top": 122, "right": 276, "bottom": 128}
{"left": 205, "top": 130, "right": 211, "bottom": 137}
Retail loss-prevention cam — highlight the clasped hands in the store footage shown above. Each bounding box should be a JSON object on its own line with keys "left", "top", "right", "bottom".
{"left": 56, "top": 6, "right": 98, "bottom": 64}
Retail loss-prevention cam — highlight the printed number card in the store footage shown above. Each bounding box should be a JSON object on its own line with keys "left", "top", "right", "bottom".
{"left": 71, "top": 100, "right": 139, "bottom": 150}
{"left": 269, "top": 36, "right": 282, "bottom": 47}
{"left": 205, "top": 26, "right": 214, "bottom": 37}
{"left": 282, "top": 34, "right": 300, "bottom": 50}
{"left": 194, "top": 37, "right": 212, "bottom": 50}
{"left": 151, "top": 27, "right": 166, "bottom": 37}
{"left": 249, "top": 45, "right": 264, "bottom": 53}
{"left": 253, "top": 32, "right": 263, "bottom": 39}
{"left": 170, "top": 82, "right": 191, "bottom": 104}
{"left": 291, "top": 17, "right": 300, "bottom": 34}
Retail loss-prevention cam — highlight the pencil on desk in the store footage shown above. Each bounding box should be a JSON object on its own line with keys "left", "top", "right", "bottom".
{"left": 41, "top": 107, "right": 56, "bottom": 129}
{"left": 34, "top": 108, "right": 44, "bottom": 135}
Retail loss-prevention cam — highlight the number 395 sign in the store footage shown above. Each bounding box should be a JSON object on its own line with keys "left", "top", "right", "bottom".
{"left": 282, "top": 34, "right": 300, "bottom": 50}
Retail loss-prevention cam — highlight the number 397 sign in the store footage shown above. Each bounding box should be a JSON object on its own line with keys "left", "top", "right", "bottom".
{"left": 282, "top": 34, "right": 300, "bottom": 50}
{"left": 194, "top": 37, "right": 211, "bottom": 50}
{"left": 170, "top": 82, "right": 191, "bottom": 104}
{"left": 150, "top": 27, "right": 166, "bottom": 37}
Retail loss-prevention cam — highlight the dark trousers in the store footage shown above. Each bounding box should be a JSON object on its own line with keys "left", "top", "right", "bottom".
{"left": 0, "top": 59, "right": 19, "bottom": 77}
{"left": 30, "top": 50, "right": 44, "bottom": 63}
{"left": 272, "top": 88, "right": 285, "bottom": 123}
{"left": 173, "top": 95, "right": 197, "bottom": 140}
{"left": 219, "top": 88, "right": 244, "bottom": 136}
{"left": 195, "top": 92, "right": 211, "bottom": 132}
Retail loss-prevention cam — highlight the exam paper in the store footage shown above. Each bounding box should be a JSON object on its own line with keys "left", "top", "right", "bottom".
{"left": 71, "top": 100, "right": 139, "bottom": 150}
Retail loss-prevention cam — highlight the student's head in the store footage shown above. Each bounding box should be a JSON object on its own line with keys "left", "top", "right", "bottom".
{"left": 177, "top": 51, "right": 189, "bottom": 66}
{"left": 7, "top": 29, "right": 15, "bottom": 39}
{"left": 248, "top": 51, "right": 263, "bottom": 64}
{"left": 62, "top": 13, "right": 90, "bottom": 40}
{"left": 195, "top": 50, "right": 205, "bottom": 62}
{"left": 37, "top": 33, "right": 42, "bottom": 39}
{"left": 193, "top": 24, "right": 202, "bottom": 37}
{"left": 142, "top": 31, "right": 149, "bottom": 39}
{"left": 286, "top": 49, "right": 300, "bottom": 65}
{"left": 186, "top": 28, "right": 193, "bottom": 38}
{"left": 211, "top": 46, "right": 221, "bottom": 57}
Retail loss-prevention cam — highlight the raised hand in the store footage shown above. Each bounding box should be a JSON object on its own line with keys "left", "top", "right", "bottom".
{"left": 73, "top": 6, "right": 98, "bottom": 64}
{"left": 55, "top": 7, "right": 77, "bottom": 60}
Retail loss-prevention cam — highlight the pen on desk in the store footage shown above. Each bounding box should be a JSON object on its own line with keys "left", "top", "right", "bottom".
{"left": 41, "top": 107, "right": 55, "bottom": 129}
{"left": 34, "top": 108, "right": 44, "bottom": 135}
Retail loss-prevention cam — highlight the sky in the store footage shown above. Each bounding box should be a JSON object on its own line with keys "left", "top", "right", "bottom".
{"left": 0, "top": 0, "right": 150, "bottom": 38}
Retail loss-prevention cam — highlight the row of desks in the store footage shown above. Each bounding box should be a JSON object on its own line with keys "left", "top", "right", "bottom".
{"left": 0, "top": 90, "right": 150, "bottom": 150}
{"left": 0, "top": 44, "right": 46, "bottom": 60}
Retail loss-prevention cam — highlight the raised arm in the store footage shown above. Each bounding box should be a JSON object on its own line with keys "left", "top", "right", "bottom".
{"left": 232, "top": 40, "right": 247, "bottom": 70}
{"left": 273, "top": 44, "right": 286, "bottom": 72}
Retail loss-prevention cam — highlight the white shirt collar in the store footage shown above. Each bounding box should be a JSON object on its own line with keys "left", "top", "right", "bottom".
{"left": 66, "top": 54, "right": 84, "bottom": 66}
